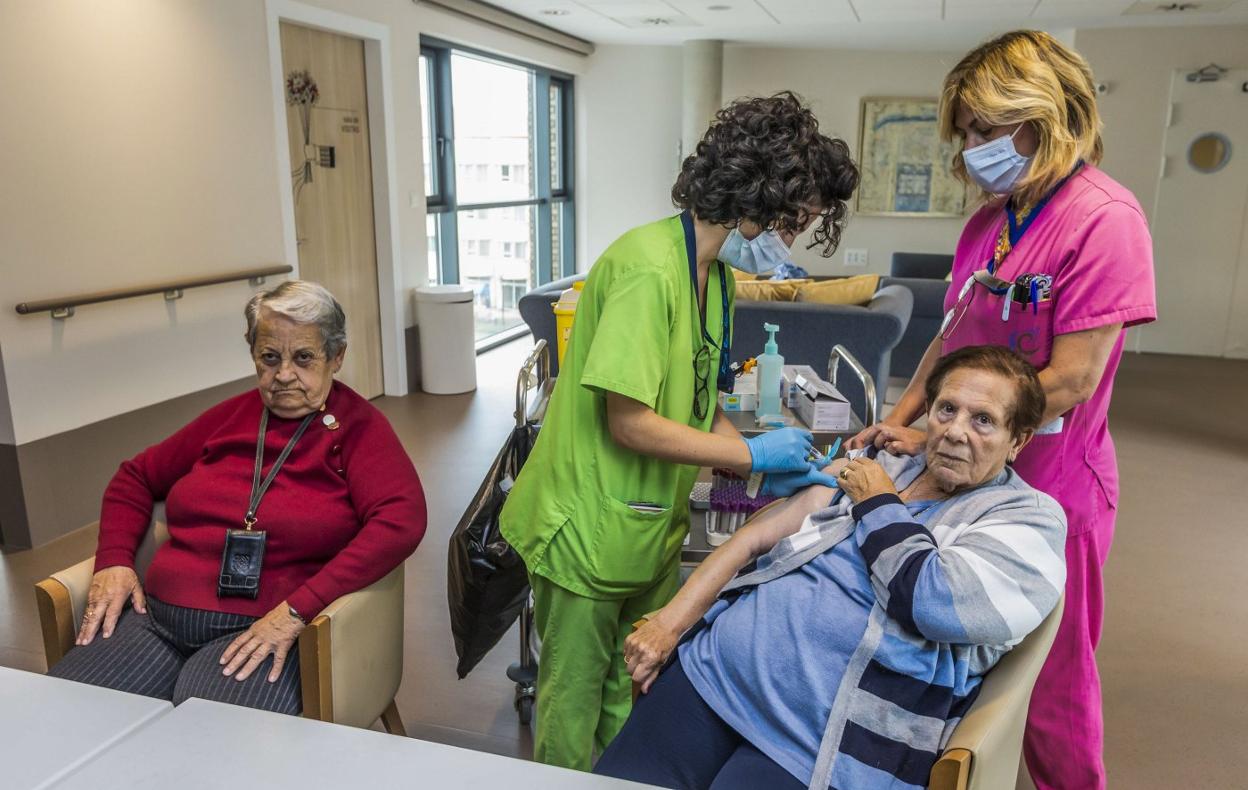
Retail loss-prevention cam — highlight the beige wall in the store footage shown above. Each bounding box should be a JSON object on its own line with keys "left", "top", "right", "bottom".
{"left": 722, "top": 45, "right": 969, "bottom": 276}
{"left": 1075, "top": 25, "right": 1248, "bottom": 354}
{"left": 0, "top": 0, "right": 588, "bottom": 445}
{"left": 0, "top": 0, "right": 286, "bottom": 445}
{"left": 576, "top": 45, "right": 684, "bottom": 268}
{"left": 1075, "top": 25, "right": 1248, "bottom": 225}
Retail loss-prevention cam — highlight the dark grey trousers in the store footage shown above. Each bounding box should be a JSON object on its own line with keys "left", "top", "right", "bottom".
{"left": 48, "top": 596, "right": 302, "bottom": 715}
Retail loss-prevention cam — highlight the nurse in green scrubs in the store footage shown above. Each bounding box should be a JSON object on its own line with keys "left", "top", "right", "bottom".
{"left": 500, "top": 92, "right": 860, "bottom": 771}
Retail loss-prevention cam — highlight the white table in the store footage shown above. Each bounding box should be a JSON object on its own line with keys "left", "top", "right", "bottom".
{"left": 52, "top": 697, "right": 657, "bottom": 789}
{"left": 0, "top": 665, "right": 172, "bottom": 790}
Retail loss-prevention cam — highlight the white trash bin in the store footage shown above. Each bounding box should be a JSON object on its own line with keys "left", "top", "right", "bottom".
{"left": 414, "top": 284, "right": 477, "bottom": 394}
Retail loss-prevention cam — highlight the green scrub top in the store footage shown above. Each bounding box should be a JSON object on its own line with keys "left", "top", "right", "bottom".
{"left": 500, "top": 215, "right": 734, "bottom": 600}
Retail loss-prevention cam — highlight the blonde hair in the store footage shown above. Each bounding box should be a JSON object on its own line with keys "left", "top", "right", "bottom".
{"left": 939, "top": 30, "right": 1103, "bottom": 208}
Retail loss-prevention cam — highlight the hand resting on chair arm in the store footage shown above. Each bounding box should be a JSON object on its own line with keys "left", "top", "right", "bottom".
{"left": 77, "top": 567, "right": 147, "bottom": 646}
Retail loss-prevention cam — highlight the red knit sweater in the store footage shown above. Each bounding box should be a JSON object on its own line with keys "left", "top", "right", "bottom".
{"left": 94, "top": 382, "right": 427, "bottom": 619}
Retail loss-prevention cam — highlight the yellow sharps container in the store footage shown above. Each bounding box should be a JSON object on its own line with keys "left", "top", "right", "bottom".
{"left": 552, "top": 280, "right": 584, "bottom": 368}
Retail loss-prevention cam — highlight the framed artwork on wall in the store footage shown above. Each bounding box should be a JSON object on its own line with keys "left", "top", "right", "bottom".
{"left": 856, "top": 97, "right": 967, "bottom": 218}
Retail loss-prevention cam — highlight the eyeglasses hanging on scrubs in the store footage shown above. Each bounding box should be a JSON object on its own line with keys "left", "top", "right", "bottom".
{"left": 717, "top": 227, "right": 793, "bottom": 275}
{"left": 962, "top": 123, "right": 1032, "bottom": 195}
{"left": 681, "top": 212, "right": 733, "bottom": 421}
{"left": 940, "top": 270, "right": 1017, "bottom": 340}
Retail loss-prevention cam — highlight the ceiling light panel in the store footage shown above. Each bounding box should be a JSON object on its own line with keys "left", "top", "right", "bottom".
{"left": 616, "top": 14, "right": 700, "bottom": 26}
{"left": 663, "top": 0, "right": 779, "bottom": 26}
{"left": 850, "top": 0, "right": 943, "bottom": 22}
{"left": 1124, "top": 0, "right": 1236, "bottom": 13}
{"left": 481, "top": 1, "right": 584, "bottom": 20}
{"left": 573, "top": 0, "right": 702, "bottom": 28}
{"left": 755, "top": 0, "right": 859, "bottom": 23}
{"left": 1031, "top": 0, "right": 1142, "bottom": 18}
{"left": 942, "top": 1, "right": 1041, "bottom": 21}
{"left": 575, "top": 0, "right": 680, "bottom": 13}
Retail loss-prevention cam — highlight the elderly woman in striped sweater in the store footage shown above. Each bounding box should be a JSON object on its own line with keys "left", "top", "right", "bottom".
{"left": 594, "top": 344, "right": 1067, "bottom": 790}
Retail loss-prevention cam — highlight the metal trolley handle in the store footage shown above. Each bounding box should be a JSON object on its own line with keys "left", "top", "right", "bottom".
{"left": 515, "top": 339, "right": 553, "bottom": 429}
{"left": 826, "top": 344, "right": 877, "bottom": 428}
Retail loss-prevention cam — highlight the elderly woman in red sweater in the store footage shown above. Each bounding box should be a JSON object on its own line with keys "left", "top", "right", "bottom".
{"left": 48, "top": 280, "right": 427, "bottom": 714}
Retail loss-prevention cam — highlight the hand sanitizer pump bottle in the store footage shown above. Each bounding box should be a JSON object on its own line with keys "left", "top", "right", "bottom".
{"left": 756, "top": 323, "right": 783, "bottom": 418}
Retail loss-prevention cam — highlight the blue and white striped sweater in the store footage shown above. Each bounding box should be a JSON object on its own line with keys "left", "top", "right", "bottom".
{"left": 712, "top": 451, "right": 1067, "bottom": 790}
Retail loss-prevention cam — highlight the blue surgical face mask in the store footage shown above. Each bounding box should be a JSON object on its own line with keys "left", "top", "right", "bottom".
{"left": 718, "top": 227, "right": 791, "bottom": 274}
{"left": 962, "top": 124, "right": 1031, "bottom": 195}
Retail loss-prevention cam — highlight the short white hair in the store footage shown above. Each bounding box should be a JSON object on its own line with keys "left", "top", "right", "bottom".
{"left": 244, "top": 280, "right": 347, "bottom": 357}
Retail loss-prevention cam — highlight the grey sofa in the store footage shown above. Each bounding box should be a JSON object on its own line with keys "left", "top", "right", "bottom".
{"left": 879, "top": 252, "right": 954, "bottom": 381}
{"left": 518, "top": 274, "right": 913, "bottom": 418}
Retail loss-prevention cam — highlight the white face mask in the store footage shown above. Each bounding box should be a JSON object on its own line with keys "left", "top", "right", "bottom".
{"left": 717, "top": 227, "right": 792, "bottom": 274}
{"left": 962, "top": 124, "right": 1031, "bottom": 194}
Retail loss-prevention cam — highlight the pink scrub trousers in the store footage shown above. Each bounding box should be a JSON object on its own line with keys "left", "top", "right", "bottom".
{"left": 941, "top": 165, "right": 1157, "bottom": 789}
{"left": 1023, "top": 493, "right": 1115, "bottom": 790}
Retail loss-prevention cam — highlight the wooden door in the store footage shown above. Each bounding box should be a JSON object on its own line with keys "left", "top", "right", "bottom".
{"left": 280, "top": 22, "right": 384, "bottom": 397}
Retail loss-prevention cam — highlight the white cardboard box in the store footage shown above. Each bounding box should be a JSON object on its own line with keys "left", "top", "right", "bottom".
{"left": 719, "top": 371, "right": 758, "bottom": 412}
{"left": 782, "top": 365, "right": 851, "bottom": 431}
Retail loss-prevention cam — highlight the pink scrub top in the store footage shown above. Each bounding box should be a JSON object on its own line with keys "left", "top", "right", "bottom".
{"left": 942, "top": 165, "right": 1157, "bottom": 534}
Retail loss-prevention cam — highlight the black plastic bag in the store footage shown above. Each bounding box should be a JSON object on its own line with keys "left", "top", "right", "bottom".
{"left": 447, "top": 422, "right": 537, "bottom": 679}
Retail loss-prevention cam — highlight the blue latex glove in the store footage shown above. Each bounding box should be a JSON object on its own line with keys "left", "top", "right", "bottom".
{"left": 760, "top": 464, "right": 841, "bottom": 498}
{"left": 744, "top": 427, "right": 815, "bottom": 474}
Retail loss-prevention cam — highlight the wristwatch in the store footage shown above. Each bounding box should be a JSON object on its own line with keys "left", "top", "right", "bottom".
{"left": 287, "top": 604, "right": 306, "bottom": 625}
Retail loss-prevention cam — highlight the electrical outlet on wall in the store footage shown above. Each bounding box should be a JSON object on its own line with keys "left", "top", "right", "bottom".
{"left": 844, "top": 249, "right": 869, "bottom": 268}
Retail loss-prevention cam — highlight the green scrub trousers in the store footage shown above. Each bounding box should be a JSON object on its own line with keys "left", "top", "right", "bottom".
{"left": 530, "top": 564, "right": 681, "bottom": 769}
{"left": 499, "top": 215, "right": 732, "bottom": 771}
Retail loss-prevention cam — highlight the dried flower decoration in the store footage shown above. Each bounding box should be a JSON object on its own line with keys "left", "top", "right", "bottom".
{"left": 285, "top": 70, "right": 319, "bottom": 107}
{"left": 286, "top": 70, "right": 320, "bottom": 199}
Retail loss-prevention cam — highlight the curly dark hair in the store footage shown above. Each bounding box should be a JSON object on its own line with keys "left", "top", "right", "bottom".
{"left": 672, "top": 92, "right": 859, "bottom": 257}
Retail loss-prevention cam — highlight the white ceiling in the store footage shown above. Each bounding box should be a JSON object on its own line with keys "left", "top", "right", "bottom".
{"left": 480, "top": 0, "right": 1248, "bottom": 50}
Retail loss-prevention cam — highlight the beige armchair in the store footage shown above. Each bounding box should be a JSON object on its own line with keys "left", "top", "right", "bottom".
{"left": 928, "top": 595, "right": 1066, "bottom": 790}
{"left": 34, "top": 511, "right": 407, "bottom": 735}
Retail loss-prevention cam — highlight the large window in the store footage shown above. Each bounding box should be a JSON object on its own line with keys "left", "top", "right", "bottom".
{"left": 420, "top": 40, "right": 575, "bottom": 344}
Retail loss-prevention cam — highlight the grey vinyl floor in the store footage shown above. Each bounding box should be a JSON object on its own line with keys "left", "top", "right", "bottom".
{"left": 2, "top": 340, "right": 1245, "bottom": 788}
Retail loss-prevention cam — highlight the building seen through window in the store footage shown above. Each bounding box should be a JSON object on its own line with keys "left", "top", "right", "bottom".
{"left": 421, "top": 41, "right": 574, "bottom": 342}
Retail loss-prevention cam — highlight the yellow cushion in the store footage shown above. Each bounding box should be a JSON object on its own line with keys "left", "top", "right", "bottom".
{"left": 729, "top": 269, "right": 759, "bottom": 282}
{"left": 734, "top": 278, "right": 813, "bottom": 302}
{"left": 794, "top": 275, "right": 881, "bottom": 306}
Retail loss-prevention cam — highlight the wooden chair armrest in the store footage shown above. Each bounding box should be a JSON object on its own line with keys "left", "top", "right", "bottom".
{"left": 298, "top": 566, "right": 405, "bottom": 728}
{"left": 49, "top": 555, "right": 97, "bottom": 628}
{"left": 32, "top": 512, "right": 169, "bottom": 671}
{"left": 35, "top": 555, "right": 97, "bottom": 668}
{"left": 34, "top": 578, "right": 76, "bottom": 669}
{"left": 928, "top": 748, "right": 972, "bottom": 790}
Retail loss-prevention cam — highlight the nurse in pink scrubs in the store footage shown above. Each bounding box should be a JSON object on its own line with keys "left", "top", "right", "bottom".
{"left": 850, "top": 31, "right": 1156, "bottom": 790}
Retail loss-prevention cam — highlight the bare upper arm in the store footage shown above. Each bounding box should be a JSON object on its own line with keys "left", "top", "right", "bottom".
{"left": 605, "top": 391, "right": 652, "bottom": 447}
{"left": 742, "top": 480, "right": 838, "bottom": 555}
{"left": 1048, "top": 323, "right": 1121, "bottom": 395}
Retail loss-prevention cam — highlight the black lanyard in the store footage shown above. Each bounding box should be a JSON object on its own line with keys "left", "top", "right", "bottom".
{"left": 680, "top": 211, "right": 732, "bottom": 392}
{"left": 244, "top": 408, "right": 317, "bottom": 529}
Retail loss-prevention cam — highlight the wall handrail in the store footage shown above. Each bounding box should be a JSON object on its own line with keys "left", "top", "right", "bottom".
{"left": 14, "top": 265, "right": 294, "bottom": 318}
